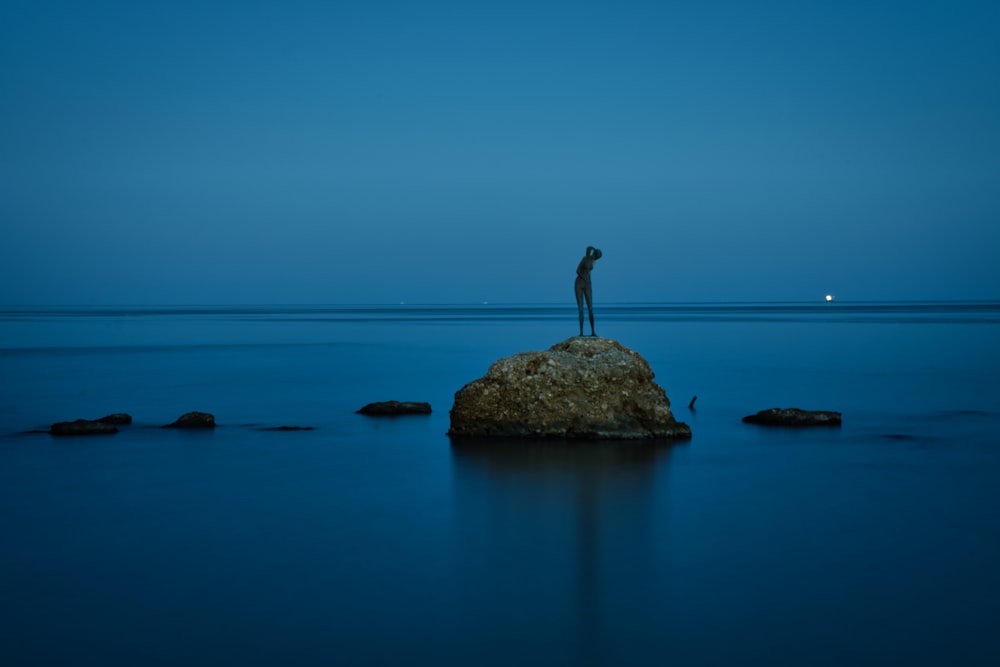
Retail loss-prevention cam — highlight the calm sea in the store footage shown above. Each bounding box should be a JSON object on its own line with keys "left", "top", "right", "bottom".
{"left": 1, "top": 302, "right": 999, "bottom": 666}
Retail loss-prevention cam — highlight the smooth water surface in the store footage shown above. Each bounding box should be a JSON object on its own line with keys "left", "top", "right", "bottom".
{"left": 1, "top": 303, "right": 999, "bottom": 666}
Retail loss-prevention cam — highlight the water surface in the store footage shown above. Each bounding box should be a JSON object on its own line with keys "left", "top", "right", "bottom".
{"left": 1, "top": 302, "right": 998, "bottom": 666}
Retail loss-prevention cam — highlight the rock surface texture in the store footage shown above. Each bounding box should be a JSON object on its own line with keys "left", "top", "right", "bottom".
{"left": 742, "top": 407, "right": 842, "bottom": 426}
{"left": 449, "top": 337, "right": 691, "bottom": 440}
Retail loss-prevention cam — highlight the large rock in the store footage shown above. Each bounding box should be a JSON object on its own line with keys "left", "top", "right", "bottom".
{"left": 448, "top": 337, "right": 691, "bottom": 440}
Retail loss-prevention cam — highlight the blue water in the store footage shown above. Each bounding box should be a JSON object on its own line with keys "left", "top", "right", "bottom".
{"left": 1, "top": 303, "right": 999, "bottom": 666}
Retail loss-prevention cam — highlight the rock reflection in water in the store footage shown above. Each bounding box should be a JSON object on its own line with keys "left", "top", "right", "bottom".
{"left": 448, "top": 438, "right": 679, "bottom": 667}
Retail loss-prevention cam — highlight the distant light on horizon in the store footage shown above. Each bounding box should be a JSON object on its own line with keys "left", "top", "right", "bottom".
{"left": 826, "top": 294, "right": 835, "bottom": 302}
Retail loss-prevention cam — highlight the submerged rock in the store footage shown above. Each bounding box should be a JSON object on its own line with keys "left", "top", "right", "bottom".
{"left": 163, "top": 411, "right": 216, "bottom": 429}
{"left": 742, "top": 407, "right": 842, "bottom": 426}
{"left": 357, "top": 401, "right": 432, "bottom": 416}
{"left": 50, "top": 419, "right": 118, "bottom": 436}
{"left": 448, "top": 337, "right": 691, "bottom": 440}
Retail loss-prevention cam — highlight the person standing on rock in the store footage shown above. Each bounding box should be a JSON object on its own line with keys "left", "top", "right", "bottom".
{"left": 575, "top": 246, "right": 602, "bottom": 336}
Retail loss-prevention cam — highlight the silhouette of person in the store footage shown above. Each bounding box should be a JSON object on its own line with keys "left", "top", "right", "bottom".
{"left": 575, "top": 246, "right": 602, "bottom": 336}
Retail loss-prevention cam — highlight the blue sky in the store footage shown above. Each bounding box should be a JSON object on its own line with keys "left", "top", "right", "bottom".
{"left": 2, "top": 0, "right": 998, "bottom": 304}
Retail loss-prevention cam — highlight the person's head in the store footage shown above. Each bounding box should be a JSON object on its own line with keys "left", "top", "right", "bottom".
{"left": 592, "top": 248, "right": 603, "bottom": 260}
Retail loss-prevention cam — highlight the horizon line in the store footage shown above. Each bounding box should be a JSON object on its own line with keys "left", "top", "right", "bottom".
{"left": 2, "top": 298, "right": 999, "bottom": 309}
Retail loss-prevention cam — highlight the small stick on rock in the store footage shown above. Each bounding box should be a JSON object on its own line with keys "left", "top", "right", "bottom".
{"left": 688, "top": 395, "right": 698, "bottom": 410}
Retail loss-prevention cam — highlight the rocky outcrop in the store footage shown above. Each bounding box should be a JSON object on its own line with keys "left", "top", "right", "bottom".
{"left": 742, "top": 407, "right": 842, "bottom": 426}
{"left": 163, "top": 411, "right": 216, "bottom": 429}
{"left": 357, "top": 401, "right": 432, "bottom": 416}
{"left": 448, "top": 337, "right": 691, "bottom": 440}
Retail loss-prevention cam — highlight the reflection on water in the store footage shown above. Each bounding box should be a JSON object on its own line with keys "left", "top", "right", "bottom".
{"left": 449, "top": 439, "right": 678, "bottom": 667}
{"left": 450, "top": 436, "right": 676, "bottom": 467}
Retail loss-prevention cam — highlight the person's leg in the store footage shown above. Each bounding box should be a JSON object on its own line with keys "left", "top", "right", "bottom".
{"left": 575, "top": 285, "right": 585, "bottom": 336}
{"left": 584, "top": 288, "right": 595, "bottom": 336}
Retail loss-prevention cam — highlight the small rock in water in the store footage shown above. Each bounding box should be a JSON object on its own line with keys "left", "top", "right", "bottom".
{"left": 163, "top": 411, "right": 216, "bottom": 429}
{"left": 49, "top": 412, "right": 131, "bottom": 435}
{"left": 357, "top": 401, "right": 432, "bottom": 416}
{"left": 50, "top": 419, "right": 119, "bottom": 436}
{"left": 742, "top": 407, "right": 842, "bottom": 426}
{"left": 96, "top": 413, "right": 132, "bottom": 425}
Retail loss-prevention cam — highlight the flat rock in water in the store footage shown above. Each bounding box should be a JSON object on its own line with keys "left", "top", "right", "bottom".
{"left": 163, "top": 411, "right": 216, "bottom": 429}
{"left": 50, "top": 419, "right": 119, "bottom": 436}
{"left": 96, "top": 413, "right": 132, "bottom": 425}
{"left": 448, "top": 337, "right": 691, "bottom": 440}
{"left": 742, "top": 407, "right": 842, "bottom": 426}
{"left": 357, "top": 401, "right": 432, "bottom": 416}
